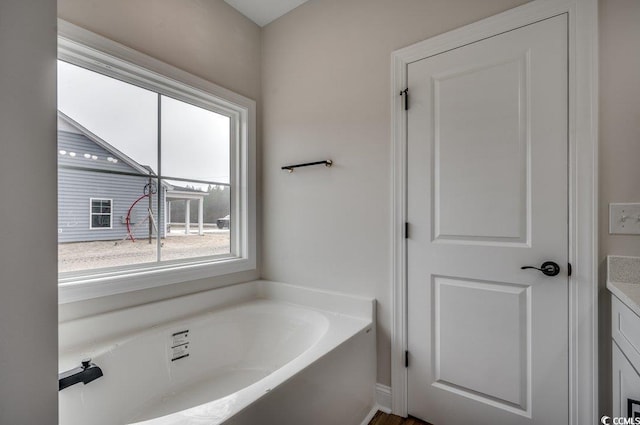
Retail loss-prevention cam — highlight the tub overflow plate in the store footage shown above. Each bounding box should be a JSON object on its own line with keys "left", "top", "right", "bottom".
{"left": 170, "top": 330, "right": 190, "bottom": 361}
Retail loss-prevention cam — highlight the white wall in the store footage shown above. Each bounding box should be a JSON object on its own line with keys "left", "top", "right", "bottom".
{"left": 0, "top": 0, "right": 58, "bottom": 422}
{"left": 58, "top": 0, "right": 262, "bottom": 101}
{"left": 598, "top": 0, "right": 640, "bottom": 415}
{"left": 57, "top": 0, "right": 263, "bottom": 321}
{"left": 261, "top": 0, "right": 530, "bottom": 387}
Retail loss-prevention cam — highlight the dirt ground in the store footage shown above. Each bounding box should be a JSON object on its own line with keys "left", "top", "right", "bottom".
{"left": 58, "top": 231, "right": 231, "bottom": 273}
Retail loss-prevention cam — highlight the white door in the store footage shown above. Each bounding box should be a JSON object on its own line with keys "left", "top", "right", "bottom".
{"left": 407, "top": 14, "right": 568, "bottom": 425}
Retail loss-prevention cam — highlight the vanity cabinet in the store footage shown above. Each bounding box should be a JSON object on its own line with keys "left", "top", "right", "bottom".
{"left": 612, "top": 295, "right": 640, "bottom": 418}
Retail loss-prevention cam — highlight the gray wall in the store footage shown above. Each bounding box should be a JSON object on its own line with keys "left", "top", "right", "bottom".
{"left": 58, "top": 169, "right": 165, "bottom": 242}
{"left": 57, "top": 0, "right": 262, "bottom": 321}
{"left": 261, "top": 0, "right": 530, "bottom": 388}
{"left": 58, "top": 131, "right": 165, "bottom": 243}
{"left": 0, "top": 0, "right": 58, "bottom": 423}
{"left": 598, "top": 0, "right": 640, "bottom": 416}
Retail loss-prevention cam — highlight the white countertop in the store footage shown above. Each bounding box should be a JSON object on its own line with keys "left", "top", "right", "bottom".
{"left": 607, "top": 255, "right": 640, "bottom": 317}
{"left": 608, "top": 280, "right": 640, "bottom": 318}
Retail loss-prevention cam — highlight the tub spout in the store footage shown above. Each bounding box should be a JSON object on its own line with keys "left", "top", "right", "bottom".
{"left": 59, "top": 358, "right": 103, "bottom": 391}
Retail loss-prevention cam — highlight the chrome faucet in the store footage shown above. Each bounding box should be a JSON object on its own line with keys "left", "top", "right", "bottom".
{"left": 59, "top": 358, "right": 103, "bottom": 391}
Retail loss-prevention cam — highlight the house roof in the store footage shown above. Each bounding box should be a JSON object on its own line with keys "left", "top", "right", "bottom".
{"left": 58, "top": 111, "right": 207, "bottom": 198}
{"left": 166, "top": 184, "right": 207, "bottom": 193}
{"left": 58, "top": 111, "right": 155, "bottom": 177}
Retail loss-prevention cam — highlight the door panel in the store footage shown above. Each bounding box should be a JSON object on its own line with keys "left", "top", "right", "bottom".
{"left": 434, "top": 56, "right": 528, "bottom": 243}
{"left": 407, "top": 14, "right": 568, "bottom": 425}
{"left": 433, "top": 277, "right": 529, "bottom": 409}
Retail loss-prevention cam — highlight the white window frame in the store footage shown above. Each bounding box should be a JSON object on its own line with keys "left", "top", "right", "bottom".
{"left": 57, "top": 20, "right": 257, "bottom": 303}
{"left": 89, "top": 198, "right": 113, "bottom": 230}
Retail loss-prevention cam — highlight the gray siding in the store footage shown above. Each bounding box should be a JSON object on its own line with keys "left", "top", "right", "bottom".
{"left": 58, "top": 131, "right": 165, "bottom": 243}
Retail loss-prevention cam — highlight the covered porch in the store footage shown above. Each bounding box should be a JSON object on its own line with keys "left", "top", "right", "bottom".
{"left": 164, "top": 187, "right": 208, "bottom": 236}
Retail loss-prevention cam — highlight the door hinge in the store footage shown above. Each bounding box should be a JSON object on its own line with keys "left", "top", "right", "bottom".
{"left": 400, "top": 88, "right": 409, "bottom": 110}
{"left": 405, "top": 222, "right": 409, "bottom": 239}
{"left": 568, "top": 263, "right": 572, "bottom": 276}
{"left": 405, "top": 350, "right": 409, "bottom": 368}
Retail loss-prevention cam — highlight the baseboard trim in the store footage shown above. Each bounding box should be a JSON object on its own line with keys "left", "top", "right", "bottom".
{"left": 359, "top": 384, "right": 393, "bottom": 425}
{"left": 376, "top": 384, "right": 392, "bottom": 413}
{"left": 360, "top": 405, "right": 381, "bottom": 425}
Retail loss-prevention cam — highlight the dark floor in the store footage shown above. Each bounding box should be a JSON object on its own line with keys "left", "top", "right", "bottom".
{"left": 369, "top": 410, "right": 430, "bottom": 425}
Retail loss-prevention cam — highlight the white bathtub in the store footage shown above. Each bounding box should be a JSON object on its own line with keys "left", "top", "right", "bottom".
{"left": 59, "top": 281, "right": 376, "bottom": 425}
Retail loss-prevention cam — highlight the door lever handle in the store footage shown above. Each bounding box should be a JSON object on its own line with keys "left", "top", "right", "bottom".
{"left": 521, "top": 261, "right": 560, "bottom": 277}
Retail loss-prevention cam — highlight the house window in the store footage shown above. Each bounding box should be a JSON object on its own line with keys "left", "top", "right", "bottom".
{"left": 57, "top": 22, "right": 256, "bottom": 302}
{"left": 89, "top": 199, "right": 112, "bottom": 229}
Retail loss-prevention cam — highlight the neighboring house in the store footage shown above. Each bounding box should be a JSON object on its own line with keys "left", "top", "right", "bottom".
{"left": 57, "top": 112, "right": 207, "bottom": 244}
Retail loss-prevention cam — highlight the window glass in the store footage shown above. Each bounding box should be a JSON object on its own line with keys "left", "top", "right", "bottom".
{"left": 90, "top": 199, "right": 112, "bottom": 229}
{"left": 58, "top": 61, "right": 158, "bottom": 172}
{"left": 160, "top": 96, "right": 230, "bottom": 183}
{"left": 160, "top": 96, "right": 231, "bottom": 261}
{"left": 57, "top": 60, "right": 231, "bottom": 276}
{"left": 165, "top": 181, "right": 231, "bottom": 261}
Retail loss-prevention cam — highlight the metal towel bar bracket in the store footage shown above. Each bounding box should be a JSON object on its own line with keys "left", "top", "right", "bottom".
{"left": 281, "top": 160, "right": 333, "bottom": 173}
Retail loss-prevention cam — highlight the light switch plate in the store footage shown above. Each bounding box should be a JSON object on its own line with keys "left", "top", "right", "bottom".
{"left": 610, "top": 203, "right": 640, "bottom": 235}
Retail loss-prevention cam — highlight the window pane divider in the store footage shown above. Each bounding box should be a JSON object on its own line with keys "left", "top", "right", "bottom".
{"left": 157, "top": 93, "right": 162, "bottom": 262}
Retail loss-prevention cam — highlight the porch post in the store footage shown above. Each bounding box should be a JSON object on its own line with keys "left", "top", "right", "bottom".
{"left": 198, "top": 197, "right": 204, "bottom": 236}
{"left": 166, "top": 200, "right": 171, "bottom": 233}
{"left": 184, "top": 200, "right": 190, "bottom": 235}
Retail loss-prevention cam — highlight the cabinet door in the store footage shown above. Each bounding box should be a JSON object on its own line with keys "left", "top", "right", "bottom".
{"left": 613, "top": 342, "right": 640, "bottom": 418}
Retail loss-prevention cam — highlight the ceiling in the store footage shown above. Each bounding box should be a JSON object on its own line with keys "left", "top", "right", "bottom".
{"left": 224, "top": 0, "right": 310, "bottom": 27}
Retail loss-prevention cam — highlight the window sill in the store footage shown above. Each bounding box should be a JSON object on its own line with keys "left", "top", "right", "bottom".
{"left": 58, "top": 256, "right": 256, "bottom": 304}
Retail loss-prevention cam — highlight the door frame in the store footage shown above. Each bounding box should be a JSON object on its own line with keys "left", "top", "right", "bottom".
{"left": 390, "top": 1, "right": 598, "bottom": 423}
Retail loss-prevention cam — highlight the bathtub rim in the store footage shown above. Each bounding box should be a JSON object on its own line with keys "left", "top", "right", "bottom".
{"left": 59, "top": 298, "right": 334, "bottom": 371}
{"left": 59, "top": 279, "right": 374, "bottom": 355}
